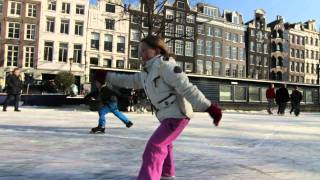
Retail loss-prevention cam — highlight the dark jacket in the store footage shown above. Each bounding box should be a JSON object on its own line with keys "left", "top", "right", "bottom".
{"left": 84, "top": 84, "right": 121, "bottom": 111}
{"left": 276, "top": 87, "right": 290, "bottom": 104}
{"left": 291, "top": 90, "right": 303, "bottom": 104}
{"left": 266, "top": 88, "right": 276, "bottom": 99}
{"left": 5, "top": 74, "right": 23, "bottom": 95}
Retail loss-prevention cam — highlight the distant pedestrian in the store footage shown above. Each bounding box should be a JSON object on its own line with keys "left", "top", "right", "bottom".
{"left": 2, "top": 68, "right": 23, "bottom": 112}
{"left": 127, "top": 89, "right": 135, "bottom": 112}
{"left": 290, "top": 86, "right": 303, "bottom": 116}
{"left": 266, "top": 83, "right": 276, "bottom": 114}
{"left": 276, "top": 84, "right": 290, "bottom": 115}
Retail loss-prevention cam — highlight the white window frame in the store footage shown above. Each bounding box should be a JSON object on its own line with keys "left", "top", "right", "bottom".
{"left": 24, "top": 46, "right": 35, "bottom": 68}
{"left": 46, "top": 17, "right": 55, "bottom": 32}
{"left": 6, "top": 45, "right": 19, "bottom": 67}
{"left": 185, "top": 41, "right": 194, "bottom": 57}
{"left": 48, "top": 0, "right": 56, "bottom": 11}
{"left": 59, "top": 43, "right": 68, "bottom": 62}
{"left": 176, "top": 25, "right": 184, "bottom": 37}
{"left": 9, "top": 1, "right": 21, "bottom": 16}
{"left": 60, "top": 20, "right": 69, "bottom": 34}
{"left": 175, "top": 40, "right": 184, "bottom": 55}
{"left": 44, "top": 41, "right": 54, "bottom": 61}
{"left": 27, "top": 3, "right": 37, "bottom": 17}
{"left": 25, "top": 24, "right": 36, "bottom": 40}
{"left": 73, "top": 44, "right": 82, "bottom": 64}
{"left": 206, "top": 41, "right": 212, "bottom": 56}
{"left": 75, "top": 21, "right": 84, "bottom": 36}
{"left": 76, "top": 4, "right": 85, "bottom": 15}
{"left": 131, "top": 29, "right": 140, "bottom": 41}
{"left": 61, "top": 2, "right": 71, "bottom": 14}
{"left": 7, "top": 22, "right": 20, "bottom": 39}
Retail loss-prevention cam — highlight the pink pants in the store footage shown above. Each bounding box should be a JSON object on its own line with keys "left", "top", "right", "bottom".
{"left": 137, "top": 118, "right": 189, "bottom": 180}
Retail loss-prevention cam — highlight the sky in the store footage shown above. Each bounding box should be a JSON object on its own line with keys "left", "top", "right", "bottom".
{"left": 90, "top": 0, "right": 320, "bottom": 28}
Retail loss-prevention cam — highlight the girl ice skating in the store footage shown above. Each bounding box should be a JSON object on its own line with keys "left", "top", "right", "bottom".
{"left": 105, "top": 35, "right": 222, "bottom": 179}
{"left": 85, "top": 73, "right": 133, "bottom": 134}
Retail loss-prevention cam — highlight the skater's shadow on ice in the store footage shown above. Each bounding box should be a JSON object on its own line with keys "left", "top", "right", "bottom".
{"left": 0, "top": 125, "right": 126, "bottom": 136}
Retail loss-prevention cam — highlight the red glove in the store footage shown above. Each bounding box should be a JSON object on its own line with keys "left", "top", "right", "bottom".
{"left": 206, "top": 104, "right": 222, "bottom": 126}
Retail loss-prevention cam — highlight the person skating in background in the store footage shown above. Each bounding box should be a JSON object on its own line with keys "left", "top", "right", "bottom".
{"left": 105, "top": 35, "right": 222, "bottom": 180}
{"left": 127, "top": 89, "right": 135, "bottom": 112}
{"left": 2, "top": 68, "right": 23, "bottom": 112}
{"left": 266, "top": 83, "right": 276, "bottom": 114}
{"left": 290, "top": 86, "right": 303, "bottom": 116}
{"left": 276, "top": 84, "right": 290, "bottom": 115}
{"left": 85, "top": 72, "right": 133, "bottom": 134}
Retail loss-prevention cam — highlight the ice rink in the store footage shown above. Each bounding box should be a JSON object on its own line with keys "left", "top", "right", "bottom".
{"left": 0, "top": 107, "right": 319, "bottom": 180}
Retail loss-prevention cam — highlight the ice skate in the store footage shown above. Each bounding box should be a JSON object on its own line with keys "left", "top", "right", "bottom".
{"left": 125, "top": 121, "right": 133, "bottom": 128}
{"left": 161, "top": 176, "right": 175, "bottom": 180}
{"left": 90, "top": 126, "right": 105, "bottom": 134}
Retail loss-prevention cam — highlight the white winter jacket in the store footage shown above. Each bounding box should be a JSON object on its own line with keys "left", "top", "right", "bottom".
{"left": 106, "top": 56, "right": 211, "bottom": 121}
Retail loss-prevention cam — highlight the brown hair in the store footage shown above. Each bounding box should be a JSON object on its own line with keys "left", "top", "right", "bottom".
{"left": 140, "top": 35, "right": 171, "bottom": 60}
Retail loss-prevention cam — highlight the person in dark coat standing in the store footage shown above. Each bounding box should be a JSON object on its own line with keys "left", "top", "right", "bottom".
{"left": 266, "top": 84, "right": 276, "bottom": 114}
{"left": 3, "top": 68, "right": 23, "bottom": 112}
{"left": 276, "top": 84, "right": 290, "bottom": 115}
{"left": 290, "top": 86, "right": 303, "bottom": 116}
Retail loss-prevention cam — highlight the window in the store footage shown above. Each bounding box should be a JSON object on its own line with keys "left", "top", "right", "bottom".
{"left": 60, "top": 20, "right": 69, "bottom": 34}
{"left": 165, "top": 23, "right": 174, "bottom": 36}
{"left": 131, "top": 45, "right": 139, "bottom": 59}
{"left": 185, "top": 62, "right": 193, "bottom": 73}
{"left": 214, "top": 28, "right": 222, "bottom": 37}
{"left": 185, "top": 42, "right": 194, "bottom": 57}
{"left": 44, "top": 41, "right": 54, "bottom": 61}
{"left": 225, "top": 32, "right": 231, "bottom": 40}
{"left": 206, "top": 41, "right": 212, "bottom": 56}
{"left": 264, "top": 44, "right": 268, "bottom": 54}
{"left": 7, "top": 22, "right": 20, "bottom": 39}
{"left": 177, "top": 1, "right": 185, "bottom": 9}
{"left": 214, "top": 62, "right": 221, "bottom": 76}
{"left": 311, "top": 50, "right": 314, "bottom": 59}
{"left": 0, "top": 1, "right": 3, "bottom": 13}
{"left": 291, "top": 35, "right": 295, "bottom": 44}
{"left": 225, "top": 64, "right": 231, "bottom": 76}
{"left": 235, "top": 86, "right": 247, "bottom": 101}
{"left": 7, "top": 45, "right": 19, "bottom": 67}
{"left": 196, "top": 39, "right": 204, "bottom": 55}
{"left": 76, "top": 5, "right": 85, "bottom": 15}
{"left": 176, "top": 11, "right": 185, "bottom": 23}
{"left": 290, "top": 62, "right": 295, "bottom": 72}
{"left": 306, "top": 50, "right": 309, "bottom": 58}
{"left": 176, "top": 25, "right": 184, "bottom": 37}
{"left": 73, "top": 45, "right": 82, "bottom": 63}
{"left": 239, "top": 48, "right": 245, "bottom": 60}
{"left": 74, "top": 21, "right": 84, "bottom": 36}
{"left": 106, "top": 4, "right": 115, "bottom": 13}
{"left": 91, "top": 33, "right": 100, "bottom": 50}
{"left": 207, "top": 26, "right": 213, "bottom": 36}
{"left": 225, "top": 45, "right": 231, "bottom": 59}
{"left": 250, "top": 30, "right": 255, "bottom": 36}
{"left": 175, "top": 40, "right": 184, "bottom": 55}
{"left": 232, "top": 33, "right": 238, "bottom": 42}
{"left": 214, "top": 42, "right": 222, "bottom": 57}
{"left": 131, "top": 15, "right": 140, "bottom": 24}
{"left": 256, "top": 56, "right": 262, "bottom": 66}
{"left": 131, "top": 29, "right": 140, "bottom": 41}
{"left": 257, "top": 43, "right": 262, "bottom": 53}
{"left": 25, "top": 46, "right": 34, "bottom": 68}
{"left": 61, "top": 3, "right": 70, "bottom": 14}
{"left": 196, "top": 60, "right": 203, "bottom": 74}
{"left": 9, "top": 1, "right": 21, "bottom": 15}
{"left": 250, "top": 55, "right": 254, "bottom": 65}
{"left": 239, "top": 35, "right": 244, "bottom": 43}
{"left": 105, "top": 19, "right": 115, "bottom": 30}
{"left": 239, "top": 66, "right": 245, "bottom": 78}
{"left": 296, "top": 62, "right": 300, "bottom": 72}
{"left": 186, "top": 26, "right": 194, "bottom": 38}
{"left": 117, "top": 36, "right": 125, "bottom": 53}
{"left": 104, "top": 34, "right": 113, "bottom": 52}
{"left": 103, "top": 59, "right": 112, "bottom": 68}
{"left": 198, "top": 25, "right": 204, "bottom": 35}
{"left": 27, "top": 4, "right": 37, "bottom": 17}
{"left": 90, "top": 58, "right": 98, "bottom": 65}
{"left": 264, "top": 57, "right": 268, "bottom": 67}
{"left": 186, "top": 15, "right": 195, "bottom": 23}
{"left": 290, "top": 49, "right": 295, "bottom": 57}
{"left": 48, "top": 0, "right": 56, "bottom": 11}
{"left": 220, "top": 85, "right": 232, "bottom": 101}
{"left": 231, "top": 47, "right": 237, "bottom": 60}
{"left": 205, "top": 61, "right": 212, "bottom": 75}
{"left": 232, "top": 64, "right": 237, "bottom": 77}
{"left": 46, "top": 17, "right": 55, "bottom": 32}
{"left": 249, "top": 87, "right": 260, "bottom": 102}
{"left": 59, "top": 43, "right": 68, "bottom": 62}
{"left": 25, "top": 24, "right": 36, "bottom": 40}
{"left": 250, "top": 42, "right": 255, "bottom": 51}
{"left": 116, "top": 60, "right": 124, "bottom": 69}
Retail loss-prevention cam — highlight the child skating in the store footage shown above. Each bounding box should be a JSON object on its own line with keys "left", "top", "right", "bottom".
{"left": 104, "top": 35, "right": 222, "bottom": 180}
{"left": 85, "top": 74, "right": 133, "bottom": 134}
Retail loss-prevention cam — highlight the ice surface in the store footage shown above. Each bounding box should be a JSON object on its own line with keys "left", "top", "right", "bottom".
{"left": 0, "top": 107, "right": 319, "bottom": 180}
